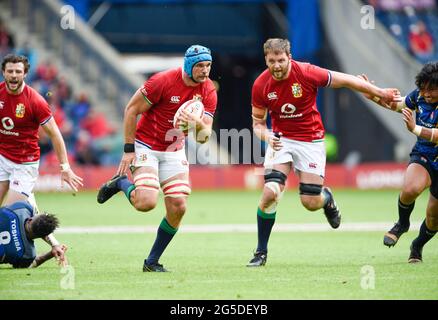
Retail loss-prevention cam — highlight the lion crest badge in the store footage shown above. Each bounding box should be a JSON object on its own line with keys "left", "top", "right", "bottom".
{"left": 291, "top": 83, "right": 302, "bottom": 98}
{"left": 15, "top": 103, "right": 25, "bottom": 118}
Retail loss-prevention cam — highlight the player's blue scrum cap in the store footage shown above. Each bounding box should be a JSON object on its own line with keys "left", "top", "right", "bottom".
{"left": 184, "top": 45, "right": 212, "bottom": 78}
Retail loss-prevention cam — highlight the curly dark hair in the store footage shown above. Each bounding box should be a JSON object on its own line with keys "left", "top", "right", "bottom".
{"left": 1, "top": 54, "right": 30, "bottom": 73}
{"left": 31, "top": 213, "right": 59, "bottom": 238}
{"left": 415, "top": 62, "right": 438, "bottom": 90}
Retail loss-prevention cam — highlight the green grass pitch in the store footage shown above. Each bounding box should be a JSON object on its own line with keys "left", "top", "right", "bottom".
{"left": 1, "top": 189, "right": 437, "bottom": 300}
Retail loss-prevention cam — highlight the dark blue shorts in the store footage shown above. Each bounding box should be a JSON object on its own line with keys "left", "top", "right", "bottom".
{"left": 409, "top": 151, "right": 438, "bottom": 199}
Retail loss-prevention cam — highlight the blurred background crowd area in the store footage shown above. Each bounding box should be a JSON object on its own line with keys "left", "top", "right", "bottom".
{"left": 370, "top": 0, "right": 438, "bottom": 63}
{"left": 1, "top": 0, "right": 438, "bottom": 167}
{"left": 1, "top": 17, "right": 119, "bottom": 166}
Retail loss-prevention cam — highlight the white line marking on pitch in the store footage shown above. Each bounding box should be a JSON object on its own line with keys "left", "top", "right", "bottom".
{"left": 57, "top": 222, "right": 421, "bottom": 234}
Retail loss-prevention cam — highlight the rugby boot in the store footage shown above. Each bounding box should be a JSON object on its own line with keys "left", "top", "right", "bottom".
{"left": 97, "top": 174, "right": 127, "bottom": 204}
{"left": 383, "top": 222, "right": 409, "bottom": 247}
{"left": 247, "top": 251, "right": 267, "bottom": 267}
{"left": 322, "top": 187, "right": 341, "bottom": 229}
{"left": 408, "top": 243, "right": 423, "bottom": 264}
{"left": 143, "top": 261, "right": 168, "bottom": 272}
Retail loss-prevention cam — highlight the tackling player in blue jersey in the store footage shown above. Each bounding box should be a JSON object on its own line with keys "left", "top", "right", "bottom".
{"left": 0, "top": 201, "right": 67, "bottom": 268}
{"left": 360, "top": 62, "right": 438, "bottom": 263}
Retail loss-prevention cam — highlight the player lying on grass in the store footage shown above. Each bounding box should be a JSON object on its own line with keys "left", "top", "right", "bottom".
{"left": 0, "top": 54, "right": 82, "bottom": 255}
{"left": 359, "top": 62, "right": 438, "bottom": 263}
{"left": 0, "top": 201, "right": 68, "bottom": 268}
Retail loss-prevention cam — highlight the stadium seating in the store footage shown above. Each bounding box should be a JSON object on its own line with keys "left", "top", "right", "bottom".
{"left": 370, "top": 0, "right": 438, "bottom": 62}
{"left": 0, "top": 23, "right": 120, "bottom": 166}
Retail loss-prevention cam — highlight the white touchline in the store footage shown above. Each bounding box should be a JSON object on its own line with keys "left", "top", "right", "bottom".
{"left": 56, "top": 222, "right": 422, "bottom": 234}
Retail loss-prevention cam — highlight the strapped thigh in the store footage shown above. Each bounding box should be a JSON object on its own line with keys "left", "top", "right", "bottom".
{"left": 162, "top": 179, "right": 191, "bottom": 198}
{"left": 134, "top": 173, "right": 160, "bottom": 191}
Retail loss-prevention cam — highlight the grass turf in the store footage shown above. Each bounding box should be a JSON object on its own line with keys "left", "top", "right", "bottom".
{"left": 0, "top": 190, "right": 437, "bottom": 300}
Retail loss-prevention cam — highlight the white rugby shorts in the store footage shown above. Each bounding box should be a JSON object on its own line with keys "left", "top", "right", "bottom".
{"left": 134, "top": 141, "right": 189, "bottom": 182}
{"left": 0, "top": 154, "right": 39, "bottom": 196}
{"left": 264, "top": 137, "right": 326, "bottom": 177}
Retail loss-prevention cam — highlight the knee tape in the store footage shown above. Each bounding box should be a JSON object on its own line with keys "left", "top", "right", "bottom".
{"left": 162, "top": 179, "right": 191, "bottom": 198}
{"left": 263, "top": 170, "right": 287, "bottom": 214}
{"left": 299, "top": 183, "right": 322, "bottom": 196}
{"left": 134, "top": 173, "right": 160, "bottom": 191}
{"left": 264, "top": 181, "right": 284, "bottom": 213}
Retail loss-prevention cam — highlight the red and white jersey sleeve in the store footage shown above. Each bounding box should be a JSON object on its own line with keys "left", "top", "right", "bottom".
{"left": 251, "top": 60, "right": 330, "bottom": 142}
{"left": 136, "top": 67, "right": 217, "bottom": 151}
{"left": 140, "top": 71, "right": 166, "bottom": 106}
{"left": 200, "top": 84, "right": 217, "bottom": 119}
{"left": 302, "top": 63, "right": 331, "bottom": 88}
{"left": 0, "top": 83, "right": 52, "bottom": 163}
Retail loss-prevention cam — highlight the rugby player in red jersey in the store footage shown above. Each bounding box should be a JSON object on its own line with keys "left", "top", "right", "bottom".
{"left": 247, "top": 38, "right": 402, "bottom": 267}
{"left": 97, "top": 45, "right": 217, "bottom": 272}
{"left": 0, "top": 54, "right": 83, "bottom": 262}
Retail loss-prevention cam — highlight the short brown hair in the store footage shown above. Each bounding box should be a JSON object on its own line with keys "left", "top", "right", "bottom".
{"left": 1, "top": 54, "right": 30, "bottom": 73}
{"left": 263, "top": 38, "right": 291, "bottom": 56}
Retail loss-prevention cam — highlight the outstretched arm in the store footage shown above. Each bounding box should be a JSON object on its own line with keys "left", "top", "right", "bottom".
{"left": 356, "top": 74, "right": 406, "bottom": 112}
{"left": 29, "top": 251, "right": 54, "bottom": 268}
{"left": 29, "top": 244, "right": 68, "bottom": 268}
{"left": 43, "top": 234, "right": 68, "bottom": 267}
{"left": 329, "top": 71, "right": 402, "bottom": 106}
{"left": 42, "top": 118, "right": 83, "bottom": 192}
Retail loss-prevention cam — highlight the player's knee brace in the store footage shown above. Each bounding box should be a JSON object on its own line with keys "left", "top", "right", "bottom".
{"left": 263, "top": 170, "right": 287, "bottom": 213}
{"left": 264, "top": 169, "right": 287, "bottom": 185}
{"left": 134, "top": 173, "right": 160, "bottom": 191}
{"left": 162, "top": 179, "right": 191, "bottom": 198}
{"left": 299, "top": 183, "right": 322, "bottom": 196}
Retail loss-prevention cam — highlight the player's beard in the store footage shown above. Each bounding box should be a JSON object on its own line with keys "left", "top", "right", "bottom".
{"left": 271, "top": 61, "right": 290, "bottom": 81}
{"left": 6, "top": 78, "right": 24, "bottom": 93}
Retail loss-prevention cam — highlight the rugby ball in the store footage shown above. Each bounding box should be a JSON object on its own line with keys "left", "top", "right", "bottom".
{"left": 173, "top": 99, "right": 205, "bottom": 131}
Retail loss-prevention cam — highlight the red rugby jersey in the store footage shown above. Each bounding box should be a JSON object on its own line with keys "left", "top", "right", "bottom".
{"left": 0, "top": 82, "right": 52, "bottom": 164}
{"left": 136, "top": 67, "right": 217, "bottom": 151}
{"left": 252, "top": 59, "right": 331, "bottom": 142}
